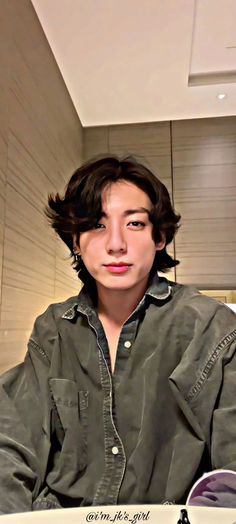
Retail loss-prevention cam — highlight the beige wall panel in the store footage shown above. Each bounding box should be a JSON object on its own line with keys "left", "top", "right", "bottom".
{"left": 0, "top": 0, "right": 83, "bottom": 371}
{"left": 0, "top": 213, "right": 5, "bottom": 300}
{"left": 175, "top": 200, "right": 236, "bottom": 220}
{"left": 173, "top": 164, "right": 236, "bottom": 191}
{"left": 54, "top": 239, "right": 81, "bottom": 302}
{"left": 200, "top": 290, "right": 235, "bottom": 303}
{"left": 172, "top": 117, "right": 236, "bottom": 287}
{"left": 109, "top": 122, "right": 172, "bottom": 180}
{"left": 176, "top": 258, "right": 236, "bottom": 288}
{"left": 83, "top": 127, "right": 109, "bottom": 161}
{"left": 173, "top": 144, "right": 236, "bottom": 168}
{"left": 84, "top": 123, "right": 172, "bottom": 190}
{"left": 57, "top": 120, "right": 83, "bottom": 185}
{"left": 110, "top": 147, "right": 172, "bottom": 196}
{"left": 173, "top": 117, "right": 236, "bottom": 166}
{"left": 176, "top": 219, "right": 236, "bottom": 287}
{"left": 0, "top": 328, "right": 31, "bottom": 374}
{"left": 9, "top": 42, "right": 82, "bottom": 189}
{"left": 9, "top": 75, "right": 65, "bottom": 194}
{"left": 177, "top": 218, "right": 236, "bottom": 245}
{"left": 84, "top": 123, "right": 173, "bottom": 199}
{"left": 1, "top": 285, "right": 51, "bottom": 332}
{"left": 2, "top": 185, "right": 55, "bottom": 293}
{"left": 0, "top": 4, "right": 10, "bottom": 303}
{"left": 7, "top": 132, "right": 56, "bottom": 216}
{"left": 9, "top": 0, "right": 82, "bottom": 174}
{"left": 109, "top": 122, "right": 170, "bottom": 149}
{"left": 0, "top": 194, "right": 6, "bottom": 299}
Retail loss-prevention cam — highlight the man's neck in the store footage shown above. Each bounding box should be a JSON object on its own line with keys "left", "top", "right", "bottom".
{"left": 97, "top": 281, "right": 148, "bottom": 327}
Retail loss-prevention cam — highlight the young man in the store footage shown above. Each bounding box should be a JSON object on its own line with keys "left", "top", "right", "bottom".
{"left": 0, "top": 156, "right": 236, "bottom": 513}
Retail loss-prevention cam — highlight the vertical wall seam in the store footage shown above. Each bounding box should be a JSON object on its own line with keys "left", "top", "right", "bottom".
{"left": 0, "top": 171, "right": 8, "bottom": 328}
{"left": 0, "top": 42, "right": 11, "bottom": 327}
{"left": 170, "top": 120, "right": 177, "bottom": 283}
{"left": 107, "top": 125, "right": 110, "bottom": 153}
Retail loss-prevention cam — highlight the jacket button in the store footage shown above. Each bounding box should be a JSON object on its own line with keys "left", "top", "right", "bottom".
{"left": 112, "top": 446, "right": 119, "bottom": 455}
{"left": 124, "top": 340, "right": 131, "bottom": 348}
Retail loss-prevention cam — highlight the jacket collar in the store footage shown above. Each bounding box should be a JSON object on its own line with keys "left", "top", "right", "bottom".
{"left": 145, "top": 275, "right": 172, "bottom": 302}
{"left": 61, "top": 275, "right": 172, "bottom": 321}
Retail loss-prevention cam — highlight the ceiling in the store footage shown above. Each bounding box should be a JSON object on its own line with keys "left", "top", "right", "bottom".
{"left": 32, "top": 0, "right": 236, "bottom": 127}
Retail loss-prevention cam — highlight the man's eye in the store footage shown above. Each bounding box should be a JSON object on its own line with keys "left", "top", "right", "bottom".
{"left": 94, "top": 223, "right": 105, "bottom": 229}
{"left": 128, "top": 221, "right": 145, "bottom": 228}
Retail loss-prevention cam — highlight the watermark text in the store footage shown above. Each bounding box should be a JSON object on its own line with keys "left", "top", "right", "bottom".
{"left": 86, "top": 510, "right": 150, "bottom": 524}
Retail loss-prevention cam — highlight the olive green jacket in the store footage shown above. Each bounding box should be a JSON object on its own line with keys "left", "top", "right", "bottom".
{"left": 0, "top": 278, "right": 236, "bottom": 513}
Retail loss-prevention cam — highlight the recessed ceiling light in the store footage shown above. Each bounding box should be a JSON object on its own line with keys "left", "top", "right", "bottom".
{"left": 217, "top": 93, "right": 227, "bottom": 100}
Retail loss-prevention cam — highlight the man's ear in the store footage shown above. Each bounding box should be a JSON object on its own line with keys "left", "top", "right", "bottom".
{"left": 72, "top": 234, "right": 79, "bottom": 251}
{"left": 155, "top": 233, "right": 166, "bottom": 252}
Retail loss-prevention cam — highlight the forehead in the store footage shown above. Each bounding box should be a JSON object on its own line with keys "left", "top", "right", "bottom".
{"left": 101, "top": 181, "right": 151, "bottom": 211}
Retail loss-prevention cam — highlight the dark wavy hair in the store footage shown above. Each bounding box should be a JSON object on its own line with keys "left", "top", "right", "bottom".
{"left": 45, "top": 156, "right": 181, "bottom": 285}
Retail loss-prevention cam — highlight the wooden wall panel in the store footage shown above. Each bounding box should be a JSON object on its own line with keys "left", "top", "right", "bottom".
{"left": 0, "top": 2, "right": 10, "bottom": 307}
{"left": 3, "top": 186, "right": 55, "bottom": 296}
{"left": 84, "top": 123, "right": 172, "bottom": 192}
{"left": 109, "top": 122, "right": 172, "bottom": 193}
{"left": 172, "top": 117, "right": 236, "bottom": 288}
{"left": 9, "top": 0, "right": 82, "bottom": 170}
{"left": 0, "top": 0, "right": 83, "bottom": 373}
{"left": 83, "top": 127, "right": 109, "bottom": 161}
{"left": 0, "top": 329, "right": 31, "bottom": 372}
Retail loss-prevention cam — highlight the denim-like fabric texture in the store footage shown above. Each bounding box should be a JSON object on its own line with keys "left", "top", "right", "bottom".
{"left": 0, "top": 276, "right": 236, "bottom": 513}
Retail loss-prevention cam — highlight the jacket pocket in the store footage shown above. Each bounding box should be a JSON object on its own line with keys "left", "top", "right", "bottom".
{"left": 48, "top": 378, "right": 88, "bottom": 488}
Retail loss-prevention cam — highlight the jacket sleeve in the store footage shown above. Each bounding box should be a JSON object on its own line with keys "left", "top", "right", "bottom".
{"left": 0, "top": 313, "right": 53, "bottom": 514}
{"left": 211, "top": 334, "right": 236, "bottom": 471}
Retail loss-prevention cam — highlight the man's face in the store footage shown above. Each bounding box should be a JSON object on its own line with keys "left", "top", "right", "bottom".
{"left": 77, "top": 181, "right": 165, "bottom": 294}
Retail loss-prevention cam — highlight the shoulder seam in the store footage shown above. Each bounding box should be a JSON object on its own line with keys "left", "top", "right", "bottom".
{"left": 29, "top": 338, "right": 51, "bottom": 364}
{"left": 186, "top": 328, "right": 236, "bottom": 402}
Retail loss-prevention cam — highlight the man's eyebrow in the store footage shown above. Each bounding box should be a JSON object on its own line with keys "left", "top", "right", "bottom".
{"left": 123, "top": 207, "right": 150, "bottom": 216}
{"left": 100, "top": 207, "right": 150, "bottom": 218}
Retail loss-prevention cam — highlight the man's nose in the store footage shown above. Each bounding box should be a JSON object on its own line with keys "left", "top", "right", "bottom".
{"left": 105, "top": 225, "right": 127, "bottom": 254}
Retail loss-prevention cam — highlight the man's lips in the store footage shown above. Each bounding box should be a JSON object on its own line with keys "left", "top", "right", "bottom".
{"left": 104, "top": 263, "right": 132, "bottom": 274}
{"left": 104, "top": 263, "right": 132, "bottom": 267}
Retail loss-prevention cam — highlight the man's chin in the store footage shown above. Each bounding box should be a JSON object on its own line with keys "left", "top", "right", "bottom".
{"left": 97, "top": 277, "right": 148, "bottom": 293}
